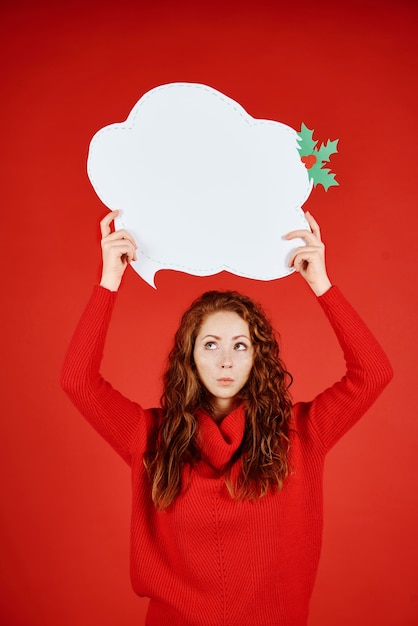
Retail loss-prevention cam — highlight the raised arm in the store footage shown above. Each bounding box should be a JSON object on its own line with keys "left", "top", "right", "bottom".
{"left": 61, "top": 212, "right": 150, "bottom": 464}
{"left": 286, "top": 212, "right": 393, "bottom": 450}
{"left": 296, "top": 286, "right": 393, "bottom": 450}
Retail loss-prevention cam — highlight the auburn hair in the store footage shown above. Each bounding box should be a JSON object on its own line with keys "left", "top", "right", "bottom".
{"left": 143, "top": 290, "right": 293, "bottom": 509}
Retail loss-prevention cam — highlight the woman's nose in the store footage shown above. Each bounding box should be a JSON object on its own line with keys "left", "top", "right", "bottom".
{"left": 220, "top": 351, "right": 233, "bottom": 368}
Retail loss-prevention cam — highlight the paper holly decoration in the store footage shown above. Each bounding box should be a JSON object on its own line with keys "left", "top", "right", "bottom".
{"left": 297, "top": 123, "right": 339, "bottom": 191}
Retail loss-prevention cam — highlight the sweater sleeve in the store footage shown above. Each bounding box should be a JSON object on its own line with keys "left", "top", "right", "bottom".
{"left": 295, "top": 286, "right": 393, "bottom": 452}
{"left": 61, "top": 286, "right": 151, "bottom": 464}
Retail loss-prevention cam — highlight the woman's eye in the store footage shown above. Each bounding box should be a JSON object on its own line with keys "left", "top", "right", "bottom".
{"left": 204, "top": 341, "right": 217, "bottom": 350}
{"left": 234, "top": 342, "right": 247, "bottom": 351}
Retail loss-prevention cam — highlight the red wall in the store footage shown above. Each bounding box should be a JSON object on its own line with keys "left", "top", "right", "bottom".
{"left": 2, "top": 1, "right": 417, "bottom": 624}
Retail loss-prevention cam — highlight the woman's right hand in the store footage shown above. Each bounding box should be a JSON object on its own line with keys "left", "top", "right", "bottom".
{"left": 99, "top": 210, "right": 138, "bottom": 292}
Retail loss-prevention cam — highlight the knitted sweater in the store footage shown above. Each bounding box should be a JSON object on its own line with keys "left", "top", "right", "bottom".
{"left": 61, "top": 286, "right": 393, "bottom": 626}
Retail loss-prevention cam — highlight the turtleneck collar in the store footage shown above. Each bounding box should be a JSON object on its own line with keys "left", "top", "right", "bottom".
{"left": 196, "top": 404, "right": 246, "bottom": 470}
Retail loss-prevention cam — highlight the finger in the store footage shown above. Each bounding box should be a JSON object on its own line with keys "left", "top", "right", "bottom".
{"left": 104, "top": 240, "right": 137, "bottom": 264}
{"left": 124, "top": 246, "right": 137, "bottom": 263}
{"left": 288, "top": 244, "right": 320, "bottom": 267}
{"left": 290, "top": 252, "right": 313, "bottom": 273}
{"left": 284, "top": 229, "right": 318, "bottom": 245}
{"left": 304, "top": 212, "right": 321, "bottom": 241}
{"left": 104, "top": 238, "right": 136, "bottom": 255}
{"left": 100, "top": 210, "right": 120, "bottom": 239}
{"left": 101, "top": 229, "right": 138, "bottom": 250}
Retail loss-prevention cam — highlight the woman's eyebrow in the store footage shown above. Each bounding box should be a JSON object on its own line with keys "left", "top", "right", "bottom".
{"left": 200, "top": 334, "right": 250, "bottom": 340}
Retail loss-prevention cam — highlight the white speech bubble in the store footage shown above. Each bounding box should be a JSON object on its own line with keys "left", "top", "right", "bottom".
{"left": 87, "top": 83, "right": 312, "bottom": 288}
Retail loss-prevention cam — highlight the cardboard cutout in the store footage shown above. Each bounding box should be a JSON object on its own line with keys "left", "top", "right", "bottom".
{"left": 87, "top": 83, "right": 337, "bottom": 287}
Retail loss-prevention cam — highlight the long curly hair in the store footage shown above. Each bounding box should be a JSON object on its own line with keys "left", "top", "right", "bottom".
{"left": 143, "top": 290, "right": 293, "bottom": 509}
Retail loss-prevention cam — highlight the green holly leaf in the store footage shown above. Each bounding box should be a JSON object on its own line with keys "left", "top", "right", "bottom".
{"left": 308, "top": 162, "right": 339, "bottom": 191}
{"left": 297, "top": 123, "right": 318, "bottom": 156}
{"left": 316, "top": 138, "right": 339, "bottom": 164}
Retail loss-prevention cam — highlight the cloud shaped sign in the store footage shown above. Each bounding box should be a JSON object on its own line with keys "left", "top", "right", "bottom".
{"left": 87, "top": 83, "right": 314, "bottom": 288}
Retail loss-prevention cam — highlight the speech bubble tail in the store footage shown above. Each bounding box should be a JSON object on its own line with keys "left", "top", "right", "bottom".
{"left": 131, "top": 253, "right": 159, "bottom": 289}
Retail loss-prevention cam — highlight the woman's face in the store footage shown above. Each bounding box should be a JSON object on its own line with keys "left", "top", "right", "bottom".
{"left": 193, "top": 311, "right": 254, "bottom": 418}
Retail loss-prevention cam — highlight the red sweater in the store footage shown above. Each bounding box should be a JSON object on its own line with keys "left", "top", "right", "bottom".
{"left": 61, "top": 286, "right": 392, "bottom": 626}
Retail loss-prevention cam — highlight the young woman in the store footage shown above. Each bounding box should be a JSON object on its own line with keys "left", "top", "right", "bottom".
{"left": 61, "top": 210, "right": 392, "bottom": 626}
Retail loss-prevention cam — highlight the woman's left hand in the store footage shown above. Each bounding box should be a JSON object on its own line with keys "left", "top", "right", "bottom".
{"left": 285, "top": 212, "right": 332, "bottom": 296}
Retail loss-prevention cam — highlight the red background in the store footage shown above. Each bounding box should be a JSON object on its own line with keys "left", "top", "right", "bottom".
{"left": 2, "top": 1, "right": 417, "bottom": 624}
